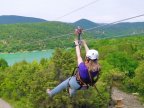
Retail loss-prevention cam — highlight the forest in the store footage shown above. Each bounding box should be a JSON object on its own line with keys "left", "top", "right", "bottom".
{"left": 0, "top": 22, "right": 76, "bottom": 52}
{"left": 0, "top": 34, "right": 144, "bottom": 108}
{"left": 0, "top": 21, "right": 144, "bottom": 53}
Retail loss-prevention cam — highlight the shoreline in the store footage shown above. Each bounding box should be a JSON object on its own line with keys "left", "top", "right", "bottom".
{"left": 0, "top": 49, "right": 53, "bottom": 54}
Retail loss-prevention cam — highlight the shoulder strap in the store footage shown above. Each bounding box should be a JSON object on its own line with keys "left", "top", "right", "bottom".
{"left": 71, "top": 67, "right": 78, "bottom": 76}
{"left": 87, "top": 69, "right": 100, "bottom": 86}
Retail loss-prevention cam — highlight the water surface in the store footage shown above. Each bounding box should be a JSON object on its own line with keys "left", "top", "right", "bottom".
{"left": 0, "top": 50, "right": 54, "bottom": 66}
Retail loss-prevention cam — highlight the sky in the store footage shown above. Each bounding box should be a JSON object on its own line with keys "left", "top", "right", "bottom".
{"left": 0, "top": 0, "right": 144, "bottom": 23}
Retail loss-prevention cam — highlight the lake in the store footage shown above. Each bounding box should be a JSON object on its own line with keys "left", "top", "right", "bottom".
{"left": 0, "top": 50, "right": 54, "bottom": 66}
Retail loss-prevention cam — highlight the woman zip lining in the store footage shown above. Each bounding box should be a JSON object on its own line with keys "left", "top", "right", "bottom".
{"left": 47, "top": 39, "right": 101, "bottom": 97}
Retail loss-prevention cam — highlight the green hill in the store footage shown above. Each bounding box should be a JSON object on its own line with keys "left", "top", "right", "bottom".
{"left": 74, "top": 19, "right": 144, "bottom": 38}
{"left": 94, "top": 22, "right": 144, "bottom": 38}
{"left": 0, "top": 17, "right": 144, "bottom": 53}
{"left": 0, "top": 21, "right": 77, "bottom": 52}
{"left": 0, "top": 15, "right": 47, "bottom": 24}
{"left": 73, "top": 19, "right": 100, "bottom": 29}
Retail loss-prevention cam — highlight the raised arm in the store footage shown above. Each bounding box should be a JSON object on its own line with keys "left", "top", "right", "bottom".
{"left": 74, "top": 40, "right": 83, "bottom": 65}
{"left": 82, "top": 40, "right": 89, "bottom": 54}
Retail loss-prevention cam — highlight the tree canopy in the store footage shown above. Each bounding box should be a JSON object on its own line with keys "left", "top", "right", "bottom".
{"left": 0, "top": 34, "right": 144, "bottom": 107}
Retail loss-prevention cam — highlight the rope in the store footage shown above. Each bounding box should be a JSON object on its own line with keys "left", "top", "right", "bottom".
{"left": 48, "top": 13, "right": 144, "bottom": 40}
{"left": 11, "top": 13, "right": 144, "bottom": 46}
{"left": 84, "top": 14, "right": 144, "bottom": 32}
{"left": 54, "top": 0, "right": 100, "bottom": 20}
{"left": 100, "top": 31, "right": 144, "bottom": 39}
{"left": 93, "top": 85, "right": 105, "bottom": 100}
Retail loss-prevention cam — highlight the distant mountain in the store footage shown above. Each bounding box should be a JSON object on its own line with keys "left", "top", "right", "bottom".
{"left": 73, "top": 19, "right": 144, "bottom": 38}
{"left": 0, "top": 16, "right": 144, "bottom": 40}
{"left": 0, "top": 15, "right": 47, "bottom": 24}
{"left": 73, "top": 19, "right": 100, "bottom": 29}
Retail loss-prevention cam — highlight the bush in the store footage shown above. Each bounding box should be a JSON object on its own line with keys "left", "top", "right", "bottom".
{"left": 0, "top": 58, "right": 8, "bottom": 70}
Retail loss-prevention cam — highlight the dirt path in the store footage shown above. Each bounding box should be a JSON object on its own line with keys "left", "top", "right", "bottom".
{"left": 0, "top": 88, "right": 144, "bottom": 108}
{"left": 0, "top": 99, "right": 11, "bottom": 108}
{"left": 110, "top": 87, "right": 144, "bottom": 108}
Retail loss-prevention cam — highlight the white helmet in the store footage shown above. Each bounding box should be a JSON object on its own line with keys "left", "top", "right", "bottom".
{"left": 86, "top": 49, "right": 99, "bottom": 60}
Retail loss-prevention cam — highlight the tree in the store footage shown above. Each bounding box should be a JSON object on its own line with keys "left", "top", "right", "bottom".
{"left": 133, "top": 61, "right": 144, "bottom": 96}
{"left": 106, "top": 52, "right": 138, "bottom": 78}
{"left": 0, "top": 58, "right": 8, "bottom": 70}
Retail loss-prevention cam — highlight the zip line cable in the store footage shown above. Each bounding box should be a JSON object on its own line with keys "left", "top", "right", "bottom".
{"left": 48, "top": 13, "right": 144, "bottom": 40}
{"left": 24, "top": 30, "right": 144, "bottom": 48}
{"left": 47, "top": 32, "right": 73, "bottom": 39}
{"left": 54, "top": 0, "right": 100, "bottom": 20}
{"left": 46, "top": 0, "right": 101, "bottom": 39}
{"left": 50, "top": 0, "right": 144, "bottom": 38}
{"left": 85, "top": 31, "right": 144, "bottom": 40}
{"left": 100, "top": 31, "right": 144, "bottom": 39}
{"left": 21, "top": 13, "right": 144, "bottom": 46}
{"left": 85, "top": 33, "right": 144, "bottom": 48}
{"left": 24, "top": 28, "right": 144, "bottom": 48}
{"left": 84, "top": 13, "right": 144, "bottom": 32}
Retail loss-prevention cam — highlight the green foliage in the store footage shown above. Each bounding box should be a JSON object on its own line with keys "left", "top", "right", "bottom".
{"left": 0, "top": 60, "right": 50, "bottom": 107}
{"left": 106, "top": 52, "right": 138, "bottom": 78}
{"left": 0, "top": 58, "right": 8, "bottom": 70}
{"left": 0, "top": 15, "right": 47, "bottom": 24}
{"left": 50, "top": 48, "right": 74, "bottom": 82}
{"left": 133, "top": 49, "right": 144, "bottom": 61}
{"left": 133, "top": 61, "right": 144, "bottom": 95}
{"left": 99, "top": 60, "right": 114, "bottom": 83}
{"left": 0, "top": 48, "right": 110, "bottom": 108}
{"left": 1, "top": 21, "right": 144, "bottom": 53}
{"left": 0, "top": 22, "right": 76, "bottom": 52}
{"left": 0, "top": 35, "right": 144, "bottom": 107}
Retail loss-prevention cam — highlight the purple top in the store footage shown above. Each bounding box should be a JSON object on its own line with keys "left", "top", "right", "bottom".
{"left": 78, "top": 62, "right": 98, "bottom": 83}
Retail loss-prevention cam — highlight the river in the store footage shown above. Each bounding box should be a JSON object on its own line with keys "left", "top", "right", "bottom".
{"left": 0, "top": 50, "right": 54, "bottom": 66}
